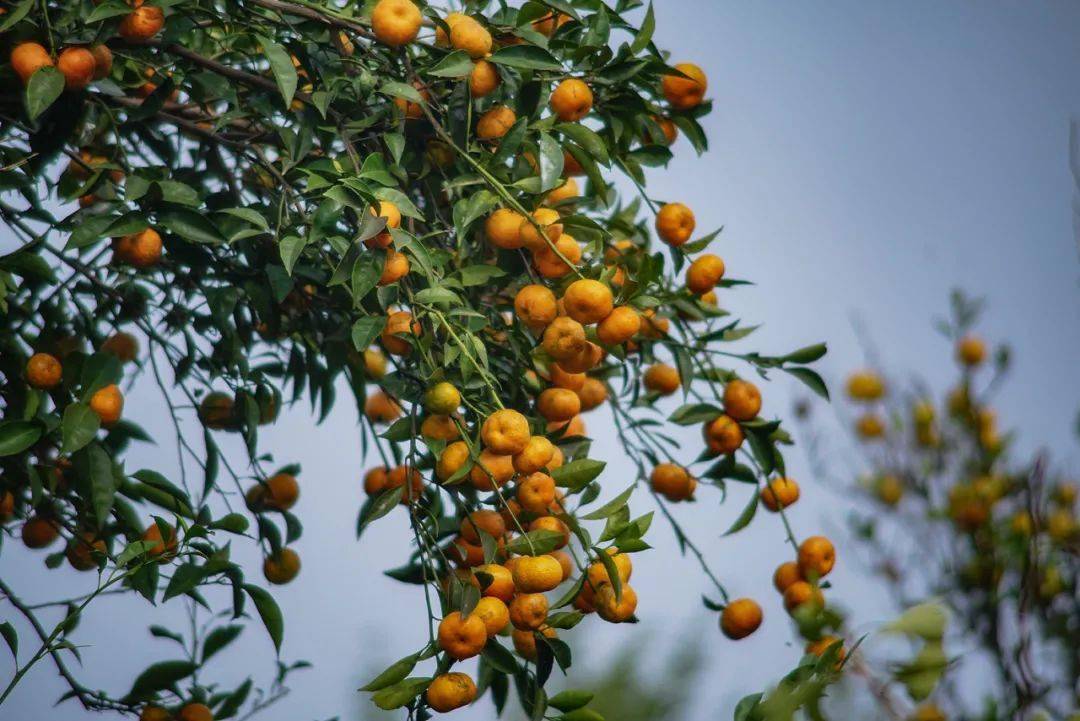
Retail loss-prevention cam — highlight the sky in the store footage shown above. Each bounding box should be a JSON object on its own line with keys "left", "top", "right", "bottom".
{"left": 2, "top": 3, "right": 1079, "bottom": 721}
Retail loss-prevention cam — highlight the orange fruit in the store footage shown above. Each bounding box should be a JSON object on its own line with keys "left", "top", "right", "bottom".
{"left": 113, "top": 228, "right": 163, "bottom": 268}
{"left": 26, "top": 352, "right": 62, "bottom": 389}
{"left": 509, "top": 592, "right": 549, "bottom": 630}
{"left": 10, "top": 42, "right": 53, "bottom": 85}
{"left": 476, "top": 563, "right": 515, "bottom": 602}
{"left": 263, "top": 548, "right": 301, "bottom": 584}
{"left": 517, "top": 472, "right": 557, "bottom": 514}
{"left": 437, "top": 441, "right": 471, "bottom": 482}
{"left": 371, "top": 0, "right": 422, "bottom": 47}
{"left": 142, "top": 522, "right": 177, "bottom": 557}
{"left": 723, "top": 379, "right": 761, "bottom": 421}
{"left": 549, "top": 550, "right": 572, "bottom": 581}
{"left": 481, "top": 408, "right": 531, "bottom": 455}
{"left": 576, "top": 377, "right": 607, "bottom": 411}
{"left": 21, "top": 516, "right": 60, "bottom": 549}
{"left": 760, "top": 477, "right": 800, "bottom": 512}
{"left": 586, "top": 548, "right": 632, "bottom": 587}
{"left": 139, "top": 706, "right": 170, "bottom": 721}
{"left": 473, "top": 596, "right": 510, "bottom": 637}
{"left": 421, "top": 414, "right": 460, "bottom": 441}
{"left": 364, "top": 390, "right": 402, "bottom": 424}
{"left": 363, "top": 466, "right": 389, "bottom": 495}
{"left": 550, "top": 364, "right": 585, "bottom": 391}
{"left": 65, "top": 533, "right": 106, "bottom": 571}
{"left": 720, "top": 598, "right": 762, "bottom": 639}
{"left": 378, "top": 248, "right": 410, "bottom": 286}
{"left": 532, "top": 12, "right": 570, "bottom": 36}
{"left": 650, "top": 463, "right": 696, "bottom": 502}
{"left": 513, "top": 438, "right": 556, "bottom": 475}
{"left": 119, "top": 6, "right": 165, "bottom": 41}
{"left": 450, "top": 536, "right": 486, "bottom": 567}
{"left": 662, "top": 63, "right": 707, "bottom": 110}
{"left": 550, "top": 78, "right": 593, "bottom": 121}
{"left": 783, "top": 580, "right": 824, "bottom": 614}
{"left": 386, "top": 465, "right": 424, "bottom": 503}
{"left": 101, "top": 331, "right": 139, "bottom": 363}
{"left": 199, "top": 392, "right": 235, "bottom": 430}
{"left": 548, "top": 414, "right": 586, "bottom": 438}
{"left": 437, "top": 611, "right": 487, "bottom": 660}
{"left": 514, "top": 284, "right": 558, "bottom": 331}
{"left": 435, "top": 12, "right": 467, "bottom": 46}
{"left": 536, "top": 387, "right": 581, "bottom": 423}
{"left": 686, "top": 254, "right": 725, "bottom": 295}
{"left": 263, "top": 472, "right": 300, "bottom": 510}
{"left": 470, "top": 59, "right": 500, "bottom": 97}
{"left": 639, "top": 309, "right": 670, "bottom": 338}
{"left": 363, "top": 348, "right": 387, "bottom": 378}
{"left": 596, "top": 583, "right": 638, "bottom": 623}
{"left": 855, "top": 413, "right": 885, "bottom": 439}
{"left": 486, "top": 208, "right": 526, "bottom": 249}
{"left": 426, "top": 672, "right": 477, "bottom": 712}
{"left": 57, "top": 47, "right": 96, "bottom": 91}
{"left": 177, "top": 703, "right": 213, "bottom": 721}
{"left": 797, "top": 536, "right": 835, "bottom": 578}
{"left": 562, "top": 279, "right": 614, "bottom": 325}
{"left": 461, "top": 509, "right": 506, "bottom": 544}
{"left": 469, "top": 450, "right": 515, "bottom": 490}
{"left": 0, "top": 491, "right": 14, "bottom": 521}
{"left": 643, "top": 363, "right": 680, "bottom": 395}
{"left": 846, "top": 370, "right": 885, "bottom": 401}
{"left": 450, "top": 15, "right": 493, "bottom": 58}
{"left": 528, "top": 515, "right": 569, "bottom": 549}
{"left": 381, "top": 310, "right": 420, "bottom": 356}
{"left": 533, "top": 234, "right": 582, "bottom": 278}
{"left": 956, "top": 335, "right": 986, "bottom": 366}
{"left": 90, "top": 45, "right": 112, "bottom": 80}
{"left": 366, "top": 200, "right": 402, "bottom": 248}
{"left": 519, "top": 208, "right": 564, "bottom": 251}
{"left": 655, "top": 202, "right": 695, "bottom": 246}
{"left": 652, "top": 115, "right": 678, "bottom": 144}
{"left": 773, "top": 561, "right": 802, "bottom": 593}
{"left": 89, "top": 383, "right": 124, "bottom": 425}
{"left": 546, "top": 177, "right": 579, "bottom": 207}
{"left": 512, "top": 554, "right": 563, "bottom": 592}
{"left": 425, "top": 382, "right": 460, "bottom": 415}
{"left": 806, "top": 635, "right": 846, "bottom": 663}
{"left": 512, "top": 626, "right": 556, "bottom": 660}
{"left": 699, "top": 414, "right": 743, "bottom": 453}
{"left": 596, "top": 306, "right": 640, "bottom": 346}
{"left": 477, "top": 105, "right": 516, "bottom": 140}
{"left": 542, "top": 316, "right": 587, "bottom": 361}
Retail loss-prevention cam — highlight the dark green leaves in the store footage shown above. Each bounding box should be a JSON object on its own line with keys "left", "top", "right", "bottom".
{"left": 785, "top": 367, "right": 829, "bottom": 400}
{"left": 25, "top": 66, "right": 63, "bottom": 121}
{"left": 0, "top": 420, "right": 42, "bottom": 456}
{"left": 668, "top": 403, "right": 722, "bottom": 425}
{"left": 724, "top": 491, "right": 759, "bottom": 536}
{"left": 506, "top": 529, "right": 569, "bottom": 556}
{"left": 426, "top": 50, "right": 474, "bottom": 78}
{"left": 358, "top": 486, "right": 404, "bottom": 532}
{"left": 243, "top": 584, "right": 283, "bottom": 652}
{"left": 551, "top": 458, "right": 605, "bottom": 491}
{"left": 360, "top": 651, "right": 421, "bottom": 692}
{"left": 370, "top": 677, "right": 431, "bottom": 710}
{"left": 61, "top": 403, "right": 100, "bottom": 455}
{"left": 124, "top": 660, "right": 197, "bottom": 701}
{"left": 489, "top": 45, "right": 563, "bottom": 71}
{"left": 259, "top": 37, "right": 298, "bottom": 105}
{"left": 351, "top": 316, "right": 385, "bottom": 352}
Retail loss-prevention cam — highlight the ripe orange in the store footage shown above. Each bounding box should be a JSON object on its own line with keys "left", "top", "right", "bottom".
{"left": 548, "top": 414, "right": 586, "bottom": 438}
{"left": 546, "top": 177, "right": 579, "bottom": 207}
{"left": 514, "top": 284, "right": 558, "bottom": 331}
{"left": 549, "top": 550, "right": 572, "bottom": 581}
{"left": 509, "top": 592, "right": 549, "bottom": 630}
{"left": 473, "top": 596, "right": 510, "bottom": 637}
{"left": 381, "top": 310, "right": 420, "bottom": 356}
{"left": 199, "top": 392, "right": 235, "bottom": 430}
{"left": 364, "top": 390, "right": 402, "bottom": 423}
{"left": 542, "top": 316, "right": 587, "bottom": 361}
{"left": 550, "top": 364, "right": 586, "bottom": 391}
{"left": 533, "top": 12, "right": 571, "bottom": 36}
{"left": 650, "top": 463, "right": 696, "bottom": 502}
{"left": 512, "top": 554, "right": 563, "bottom": 592}
{"left": 263, "top": 472, "right": 300, "bottom": 510}
{"left": 643, "top": 363, "right": 680, "bottom": 396}
{"left": 450, "top": 15, "right": 493, "bottom": 58}
{"left": 469, "top": 450, "right": 515, "bottom": 490}
{"left": 550, "top": 78, "right": 593, "bottom": 121}
{"left": 797, "top": 536, "right": 836, "bottom": 578}
{"left": 426, "top": 672, "right": 477, "bottom": 713}
{"left": 528, "top": 516, "right": 570, "bottom": 549}
{"left": 65, "top": 533, "right": 106, "bottom": 571}
{"left": 536, "top": 387, "right": 581, "bottom": 422}
{"left": 386, "top": 465, "right": 424, "bottom": 503}
{"left": 846, "top": 370, "right": 885, "bottom": 401}
{"left": 177, "top": 702, "right": 213, "bottom": 721}
{"left": 378, "top": 248, "right": 410, "bottom": 286}
{"left": 477, "top": 105, "right": 516, "bottom": 140}
{"left": 366, "top": 200, "right": 402, "bottom": 248}
{"left": 475, "top": 563, "right": 515, "bottom": 602}
{"left": 0, "top": 491, "right": 14, "bottom": 521}
{"left": 425, "top": 382, "right": 461, "bottom": 415}
{"left": 519, "top": 208, "right": 564, "bottom": 251}
{"left": 101, "top": 331, "right": 139, "bottom": 363}
{"left": 119, "top": 6, "right": 166, "bottom": 41}
{"left": 89, "top": 383, "right": 124, "bottom": 425}
{"left": 655, "top": 202, "right": 695, "bottom": 246}
{"left": 371, "top": 0, "right": 422, "bottom": 47}
{"left": 596, "top": 306, "right": 640, "bottom": 346}
{"left": 113, "top": 228, "right": 163, "bottom": 268}
{"left": 704, "top": 414, "right": 744, "bottom": 455}
{"left": 956, "top": 334, "right": 986, "bottom": 366}
{"left": 512, "top": 626, "right": 556, "bottom": 660}
{"left": 576, "top": 377, "right": 607, "bottom": 412}
{"left": 487, "top": 208, "right": 526, "bottom": 249}
{"left": 587, "top": 548, "right": 633, "bottom": 587}
{"left": 513, "top": 439, "right": 556, "bottom": 475}
{"left": 481, "top": 408, "right": 531, "bottom": 454}
{"left": 11, "top": 42, "right": 53, "bottom": 85}
{"left": 57, "top": 47, "right": 96, "bottom": 91}
{"left": 772, "top": 561, "right": 802, "bottom": 593}
{"left": 806, "top": 635, "right": 846, "bottom": 664}
{"left": 90, "top": 45, "right": 112, "bottom": 80}
{"left": 686, "top": 254, "right": 725, "bottom": 295}
{"left": 363, "top": 466, "right": 389, "bottom": 495}
{"left": 22, "top": 516, "right": 60, "bottom": 549}
{"left": 450, "top": 536, "right": 486, "bottom": 567}
{"left": 470, "top": 59, "right": 500, "bottom": 97}
{"left": 760, "top": 477, "right": 800, "bottom": 512}
{"left": 562, "top": 279, "right": 614, "bottom": 325}
{"left": 556, "top": 341, "right": 602, "bottom": 374}
{"left": 662, "top": 63, "right": 707, "bottom": 110}
{"left": 263, "top": 548, "right": 301, "bottom": 584}
{"left": 720, "top": 598, "right": 763, "bottom": 639}
{"left": 139, "top": 706, "right": 170, "bottom": 721}
{"left": 420, "top": 414, "right": 460, "bottom": 441}
{"left": 363, "top": 348, "right": 387, "bottom": 378}
{"left": 26, "top": 352, "right": 62, "bottom": 389}
{"left": 517, "top": 472, "right": 557, "bottom": 514}
{"left": 652, "top": 115, "right": 678, "bottom": 144}
{"left": 855, "top": 413, "right": 885, "bottom": 439}
{"left": 437, "top": 611, "right": 487, "bottom": 660}
{"left": 533, "top": 234, "right": 582, "bottom": 278}
{"left": 461, "top": 509, "right": 505, "bottom": 544}
{"left": 783, "top": 580, "right": 824, "bottom": 614}
{"left": 142, "top": 522, "right": 177, "bottom": 557}
{"left": 596, "top": 583, "right": 638, "bottom": 623}
{"left": 436, "top": 441, "right": 470, "bottom": 482}
{"left": 639, "top": 309, "right": 670, "bottom": 338}
{"left": 723, "top": 379, "right": 761, "bottom": 421}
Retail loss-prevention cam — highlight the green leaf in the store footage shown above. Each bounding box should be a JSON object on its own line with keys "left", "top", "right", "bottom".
{"left": 630, "top": 2, "right": 656, "bottom": 54}
{"left": 883, "top": 602, "right": 948, "bottom": 640}
{"left": 158, "top": 209, "right": 225, "bottom": 244}
{"left": 164, "top": 562, "right": 208, "bottom": 601}
{"left": 551, "top": 458, "right": 605, "bottom": 491}
{"left": 582, "top": 484, "right": 634, "bottom": 520}
{"left": 549, "top": 690, "right": 593, "bottom": 712}
{"left": 426, "top": 50, "right": 475, "bottom": 78}
{"left": 380, "top": 80, "right": 424, "bottom": 104}
{"left": 351, "top": 316, "right": 385, "bottom": 352}
{"left": 85, "top": 0, "right": 132, "bottom": 23}
{"left": 125, "top": 660, "right": 197, "bottom": 700}
{"left": 25, "top": 66, "right": 64, "bottom": 122}
{"left": 0, "top": 621, "right": 17, "bottom": 661}
{"left": 538, "top": 132, "right": 565, "bottom": 192}
{"left": 259, "top": 36, "right": 299, "bottom": 105}
{"left": 61, "top": 403, "right": 101, "bottom": 455}
{"left": 723, "top": 492, "right": 758, "bottom": 536}
{"left": 459, "top": 264, "right": 506, "bottom": 286}
{"left": 785, "top": 367, "right": 829, "bottom": 400}
{"left": 0, "top": 0, "right": 34, "bottom": 32}
{"left": 370, "top": 677, "right": 432, "bottom": 710}
{"left": 243, "top": 584, "right": 284, "bottom": 652}
{"left": 482, "top": 639, "right": 519, "bottom": 673}
{"left": 557, "top": 123, "right": 610, "bottom": 166}
{"left": 782, "top": 343, "right": 828, "bottom": 364}
{"left": 87, "top": 443, "right": 117, "bottom": 529}
{"left": 360, "top": 651, "right": 420, "bottom": 691}
{"left": 278, "top": 235, "right": 309, "bottom": 275}
{"left": 358, "top": 486, "right": 404, "bottom": 532}
{"left": 489, "top": 45, "right": 564, "bottom": 71}
{"left": 668, "top": 403, "right": 722, "bottom": 426}
{"left": 0, "top": 420, "right": 42, "bottom": 456}
{"left": 505, "top": 529, "right": 569, "bottom": 556}
{"left": 202, "top": 625, "right": 243, "bottom": 662}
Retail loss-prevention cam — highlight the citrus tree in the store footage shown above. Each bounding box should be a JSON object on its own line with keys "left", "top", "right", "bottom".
{"left": 798, "top": 292, "right": 1079, "bottom": 721}
{"left": 0, "top": 1, "right": 839, "bottom": 718}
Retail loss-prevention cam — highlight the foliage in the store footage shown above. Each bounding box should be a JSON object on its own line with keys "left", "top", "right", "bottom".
{"left": 0, "top": 1, "right": 834, "bottom": 718}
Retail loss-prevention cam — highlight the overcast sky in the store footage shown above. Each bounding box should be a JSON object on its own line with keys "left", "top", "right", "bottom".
{"left": 3, "top": 3, "right": 1079, "bottom": 720}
